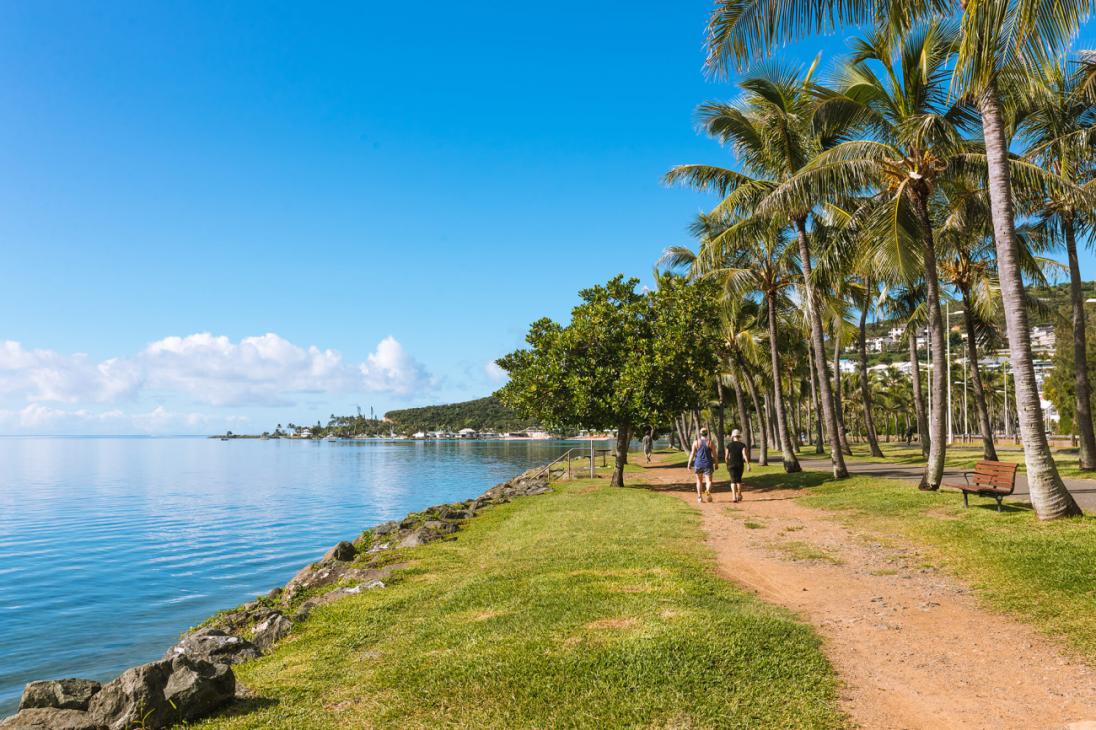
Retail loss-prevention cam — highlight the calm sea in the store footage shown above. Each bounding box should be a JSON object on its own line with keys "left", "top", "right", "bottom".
{"left": 0, "top": 436, "right": 601, "bottom": 715}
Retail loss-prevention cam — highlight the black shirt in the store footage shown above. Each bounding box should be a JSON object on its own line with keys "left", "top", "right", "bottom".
{"left": 727, "top": 441, "right": 747, "bottom": 466}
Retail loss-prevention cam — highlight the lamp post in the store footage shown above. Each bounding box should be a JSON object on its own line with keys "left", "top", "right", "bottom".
{"left": 946, "top": 305, "right": 965, "bottom": 444}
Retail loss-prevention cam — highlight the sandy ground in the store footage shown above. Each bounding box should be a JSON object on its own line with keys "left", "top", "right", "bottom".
{"left": 639, "top": 462, "right": 1096, "bottom": 730}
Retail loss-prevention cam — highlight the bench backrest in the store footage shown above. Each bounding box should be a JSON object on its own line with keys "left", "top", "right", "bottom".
{"left": 971, "top": 460, "right": 1018, "bottom": 493}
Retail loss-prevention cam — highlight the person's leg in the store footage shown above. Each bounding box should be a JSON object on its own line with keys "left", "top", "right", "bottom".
{"left": 704, "top": 472, "right": 713, "bottom": 501}
{"left": 695, "top": 472, "right": 703, "bottom": 502}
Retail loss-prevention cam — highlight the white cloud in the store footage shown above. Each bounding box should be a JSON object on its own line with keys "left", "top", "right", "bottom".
{"left": 0, "top": 333, "right": 435, "bottom": 410}
{"left": 484, "top": 360, "right": 508, "bottom": 384}
{"left": 0, "top": 403, "right": 245, "bottom": 434}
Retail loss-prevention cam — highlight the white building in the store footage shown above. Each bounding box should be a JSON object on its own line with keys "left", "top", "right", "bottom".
{"left": 458, "top": 428, "right": 478, "bottom": 439}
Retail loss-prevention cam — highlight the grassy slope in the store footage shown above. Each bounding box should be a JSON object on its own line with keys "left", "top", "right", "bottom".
{"left": 200, "top": 477, "right": 844, "bottom": 729}
{"left": 741, "top": 464, "right": 1096, "bottom": 659}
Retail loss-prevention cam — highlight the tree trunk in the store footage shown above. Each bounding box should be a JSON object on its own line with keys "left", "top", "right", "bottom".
{"left": 960, "top": 286, "right": 998, "bottom": 461}
{"left": 808, "top": 342, "right": 825, "bottom": 453}
{"left": 912, "top": 193, "right": 948, "bottom": 490}
{"left": 610, "top": 424, "right": 631, "bottom": 487}
{"left": 979, "top": 86, "right": 1081, "bottom": 517}
{"left": 832, "top": 331, "right": 853, "bottom": 455}
{"left": 731, "top": 371, "right": 752, "bottom": 452}
{"left": 716, "top": 377, "right": 727, "bottom": 460}
{"left": 909, "top": 329, "right": 930, "bottom": 458}
{"left": 858, "top": 283, "right": 885, "bottom": 457}
{"left": 1064, "top": 215, "right": 1096, "bottom": 470}
{"left": 744, "top": 370, "right": 769, "bottom": 466}
{"left": 768, "top": 293, "right": 802, "bottom": 472}
{"left": 795, "top": 218, "right": 849, "bottom": 477}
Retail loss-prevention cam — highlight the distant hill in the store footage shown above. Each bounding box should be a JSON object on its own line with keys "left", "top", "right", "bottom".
{"left": 384, "top": 396, "right": 536, "bottom": 434}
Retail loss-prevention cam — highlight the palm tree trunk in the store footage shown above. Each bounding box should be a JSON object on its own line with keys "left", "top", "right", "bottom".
{"left": 858, "top": 283, "right": 885, "bottom": 457}
{"left": 716, "top": 377, "right": 727, "bottom": 460}
{"left": 808, "top": 342, "right": 825, "bottom": 453}
{"left": 912, "top": 194, "right": 948, "bottom": 490}
{"left": 744, "top": 370, "right": 769, "bottom": 466}
{"left": 832, "top": 331, "right": 853, "bottom": 455}
{"left": 959, "top": 287, "right": 998, "bottom": 461}
{"left": 730, "top": 370, "right": 752, "bottom": 452}
{"left": 979, "top": 86, "right": 1081, "bottom": 518}
{"left": 1064, "top": 214, "right": 1096, "bottom": 470}
{"left": 768, "top": 293, "right": 802, "bottom": 472}
{"left": 794, "top": 218, "right": 849, "bottom": 477}
{"left": 909, "top": 329, "right": 930, "bottom": 458}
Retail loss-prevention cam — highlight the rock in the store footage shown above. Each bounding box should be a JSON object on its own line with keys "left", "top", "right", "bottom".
{"left": 366, "top": 541, "right": 391, "bottom": 554}
{"left": 250, "top": 613, "right": 292, "bottom": 651}
{"left": 293, "top": 581, "right": 385, "bottom": 620}
{"left": 87, "top": 656, "right": 233, "bottom": 729}
{"left": 0, "top": 708, "right": 103, "bottom": 730}
{"left": 19, "top": 680, "right": 101, "bottom": 711}
{"left": 282, "top": 560, "right": 390, "bottom": 601}
{"left": 372, "top": 521, "right": 398, "bottom": 537}
{"left": 164, "top": 629, "right": 261, "bottom": 665}
{"left": 322, "top": 540, "right": 356, "bottom": 562}
{"left": 162, "top": 657, "right": 234, "bottom": 721}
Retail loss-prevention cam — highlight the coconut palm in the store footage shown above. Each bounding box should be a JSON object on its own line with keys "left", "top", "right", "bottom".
{"left": 1018, "top": 59, "right": 1096, "bottom": 471}
{"left": 759, "top": 23, "right": 973, "bottom": 487}
{"left": 885, "top": 284, "right": 931, "bottom": 457}
{"left": 703, "top": 0, "right": 1088, "bottom": 518}
{"left": 664, "top": 64, "right": 849, "bottom": 478}
{"left": 661, "top": 216, "right": 803, "bottom": 472}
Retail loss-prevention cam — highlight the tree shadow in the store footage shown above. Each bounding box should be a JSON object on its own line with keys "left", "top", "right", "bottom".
{"left": 210, "top": 695, "right": 280, "bottom": 720}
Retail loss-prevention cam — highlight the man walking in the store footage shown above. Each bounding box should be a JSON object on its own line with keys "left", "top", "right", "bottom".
{"left": 642, "top": 428, "right": 654, "bottom": 463}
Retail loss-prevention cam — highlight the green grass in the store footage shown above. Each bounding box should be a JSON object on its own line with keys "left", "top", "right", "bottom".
{"left": 199, "top": 478, "right": 844, "bottom": 729}
{"left": 834, "top": 442, "right": 1096, "bottom": 480}
{"left": 744, "top": 465, "right": 1096, "bottom": 660}
{"left": 770, "top": 540, "right": 843, "bottom": 565}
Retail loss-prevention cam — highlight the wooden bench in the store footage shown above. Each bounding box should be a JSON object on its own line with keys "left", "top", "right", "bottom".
{"left": 944, "top": 460, "right": 1018, "bottom": 512}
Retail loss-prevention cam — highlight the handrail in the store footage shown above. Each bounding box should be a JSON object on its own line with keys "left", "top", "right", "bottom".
{"left": 533, "top": 447, "right": 599, "bottom": 482}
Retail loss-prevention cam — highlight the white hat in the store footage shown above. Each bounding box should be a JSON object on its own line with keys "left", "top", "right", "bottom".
{"left": 731, "top": 429, "right": 741, "bottom": 438}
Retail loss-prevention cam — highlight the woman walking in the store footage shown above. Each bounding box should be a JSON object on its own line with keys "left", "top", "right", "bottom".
{"left": 687, "top": 428, "right": 718, "bottom": 503}
{"left": 725, "top": 429, "right": 751, "bottom": 503}
{"left": 642, "top": 428, "right": 654, "bottom": 463}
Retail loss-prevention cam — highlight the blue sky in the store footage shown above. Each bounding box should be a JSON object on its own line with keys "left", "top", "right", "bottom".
{"left": 1, "top": 2, "right": 1094, "bottom": 434}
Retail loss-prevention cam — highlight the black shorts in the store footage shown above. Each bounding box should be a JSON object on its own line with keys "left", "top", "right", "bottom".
{"left": 729, "top": 464, "right": 744, "bottom": 482}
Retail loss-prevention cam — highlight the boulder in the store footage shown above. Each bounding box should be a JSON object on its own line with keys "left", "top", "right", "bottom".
{"left": 19, "top": 680, "right": 101, "bottom": 711}
{"left": 250, "top": 613, "right": 292, "bottom": 651}
{"left": 164, "top": 629, "right": 261, "bottom": 665}
{"left": 87, "top": 656, "right": 233, "bottom": 730}
{"left": 0, "top": 708, "right": 102, "bottom": 730}
{"left": 322, "top": 540, "right": 356, "bottom": 562}
{"left": 293, "top": 580, "right": 385, "bottom": 620}
{"left": 282, "top": 560, "right": 390, "bottom": 601}
{"left": 371, "top": 521, "right": 399, "bottom": 537}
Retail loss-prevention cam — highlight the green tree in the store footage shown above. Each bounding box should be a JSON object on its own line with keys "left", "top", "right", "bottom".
{"left": 497, "top": 275, "right": 719, "bottom": 486}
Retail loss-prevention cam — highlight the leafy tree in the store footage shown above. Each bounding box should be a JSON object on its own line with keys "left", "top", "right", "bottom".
{"left": 497, "top": 275, "right": 719, "bottom": 486}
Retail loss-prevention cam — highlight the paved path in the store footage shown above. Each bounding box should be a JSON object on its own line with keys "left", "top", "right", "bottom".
{"left": 800, "top": 457, "right": 1096, "bottom": 512}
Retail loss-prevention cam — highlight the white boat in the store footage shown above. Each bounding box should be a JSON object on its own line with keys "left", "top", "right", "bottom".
{"left": 325, "top": 435, "right": 338, "bottom": 442}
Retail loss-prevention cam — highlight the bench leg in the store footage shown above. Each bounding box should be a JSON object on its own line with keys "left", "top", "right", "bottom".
{"left": 996, "top": 495, "right": 1003, "bottom": 513}
{"left": 962, "top": 491, "right": 969, "bottom": 508}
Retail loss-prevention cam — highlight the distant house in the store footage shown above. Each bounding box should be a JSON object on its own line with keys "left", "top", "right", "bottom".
{"left": 299, "top": 429, "right": 313, "bottom": 439}
{"left": 458, "top": 428, "right": 478, "bottom": 439}
{"left": 1030, "top": 325, "right": 1056, "bottom": 352}
{"left": 412, "top": 431, "right": 427, "bottom": 439}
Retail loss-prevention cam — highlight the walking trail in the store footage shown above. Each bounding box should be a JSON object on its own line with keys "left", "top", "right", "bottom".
{"left": 639, "top": 460, "right": 1096, "bottom": 730}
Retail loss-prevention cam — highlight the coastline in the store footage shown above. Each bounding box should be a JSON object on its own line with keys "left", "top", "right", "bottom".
{"left": 0, "top": 466, "right": 555, "bottom": 730}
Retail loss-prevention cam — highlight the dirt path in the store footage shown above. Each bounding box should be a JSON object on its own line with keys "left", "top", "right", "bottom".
{"left": 640, "top": 463, "right": 1096, "bottom": 730}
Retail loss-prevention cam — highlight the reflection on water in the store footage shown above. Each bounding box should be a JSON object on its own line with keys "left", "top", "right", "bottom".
{"left": 0, "top": 437, "right": 600, "bottom": 714}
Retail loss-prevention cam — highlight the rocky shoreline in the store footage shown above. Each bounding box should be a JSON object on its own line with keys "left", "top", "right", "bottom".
{"left": 0, "top": 466, "right": 553, "bottom": 730}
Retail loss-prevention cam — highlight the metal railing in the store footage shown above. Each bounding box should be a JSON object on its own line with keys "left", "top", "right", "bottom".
{"left": 533, "top": 446, "right": 608, "bottom": 483}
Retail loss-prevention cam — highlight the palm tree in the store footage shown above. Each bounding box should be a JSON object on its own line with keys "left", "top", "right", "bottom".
{"left": 1018, "top": 59, "right": 1096, "bottom": 471}
{"left": 703, "top": 0, "right": 1087, "bottom": 517}
{"left": 762, "top": 23, "right": 970, "bottom": 487}
{"left": 937, "top": 182, "right": 1002, "bottom": 460}
{"left": 885, "top": 285, "right": 931, "bottom": 457}
{"left": 664, "top": 64, "right": 849, "bottom": 478}
{"left": 661, "top": 217, "right": 803, "bottom": 472}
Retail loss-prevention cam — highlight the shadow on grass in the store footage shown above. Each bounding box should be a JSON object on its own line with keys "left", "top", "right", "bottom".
{"left": 209, "top": 696, "right": 280, "bottom": 721}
